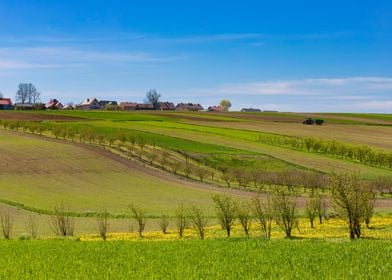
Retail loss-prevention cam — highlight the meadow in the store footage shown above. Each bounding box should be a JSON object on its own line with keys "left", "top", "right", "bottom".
{"left": 1, "top": 238, "right": 391, "bottom": 279}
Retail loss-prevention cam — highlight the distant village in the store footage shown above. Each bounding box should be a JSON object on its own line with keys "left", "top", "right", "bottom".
{"left": 0, "top": 84, "right": 272, "bottom": 112}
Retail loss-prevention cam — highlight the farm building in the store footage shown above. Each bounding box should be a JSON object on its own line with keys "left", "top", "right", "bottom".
{"left": 14, "top": 103, "right": 33, "bottom": 110}
{"left": 207, "top": 106, "right": 222, "bottom": 112}
{"left": 0, "top": 98, "right": 13, "bottom": 110}
{"left": 175, "top": 103, "right": 204, "bottom": 111}
{"left": 77, "top": 98, "right": 102, "bottom": 110}
{"left": 99, "top": 100, "right": 118, "bottom": 107}
{"left": 119, "top": 102, "right": 137, "bottom": 110}
{"left": 241, "top": 108, "right": 261, "bottom": 112}
{"left": 62, "top": 104, "right": 74, "bottom": 110}
{"left": 136, "top": 103, "right": 154, "bottom": 110}
{"left": 45, "top": 99, "right": 63, "bottom": 110}
{"left": 158, "top": 102, "right": 175, "bottom": 110}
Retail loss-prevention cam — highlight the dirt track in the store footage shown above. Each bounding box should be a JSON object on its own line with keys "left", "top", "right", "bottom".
{"left": 0, "top": 111, "right": 83, "bottom": 121}
{"left": 5, "top": 129, "right": 392, "bottom": 209}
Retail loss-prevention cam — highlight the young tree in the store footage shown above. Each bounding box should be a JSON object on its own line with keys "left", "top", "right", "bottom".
{"left": 364, "top": 198, "right": 375, "bottom": 229}
{"left": 330, "top": 173, "right": 375, "bottom": 239}
{"left": 305, "top": 196, "right": 319, "bottom": 228}
{"left": 188, "top": 205, "right": 208, "bottom": 239}
{"left": 50, "top": 204, "right": 75, "bottom": 237}
{"left": 272, "top": 192, "right": 298, "bottom": 238}
{"left": 25, "top": 214, "right": 38, "bottom": 239}
{"left": 159, "top": 151, "right": 170, "bottom": 169}
{"left": 159, "top": 215, "right": 170, "bottom": 234}
{"left": 196, "top": 166, "right": 208, "bottom": 182}
{"left": 96, "top": 209, "right": 110, "bottom": 241}
{"left": 220, "top": 99, "right": 232, "bottom": 112}
{"left": 219, "top": 167, "right": 232, "bottom": 188}
{"left": 183, "top": 163, "right": 192, "bottom": 179}
{"left": 252, "top": 195, "right": 274, "bottom": 239}
{"left": 212, "top": 194, "right": 237, "bottom": 237}
{"left": 175, "top": 204, "right": 188, "bottom": 238}
{"left": 237, "top": 201, "right": 252, "bottom": 237}
{"left": 0, "top": 211, "right": 12, "bottom": 239}
{"left": 169, "top": 161, "right": 181, "bottom": 175}
{"left": 145, "top": 89, "right": 161, "bottom": 110}
{"left": 129, "top": 204, "right": 147, "bottom": 237}
{"left": 147, "top": 150, "right": 159, "bottom": 165}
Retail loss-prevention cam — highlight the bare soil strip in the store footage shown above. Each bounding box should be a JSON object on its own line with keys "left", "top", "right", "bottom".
{"left": 0, "top": 111, "right": 83, "bottom": 121}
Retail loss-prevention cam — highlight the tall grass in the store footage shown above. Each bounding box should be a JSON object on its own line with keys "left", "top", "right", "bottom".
{"left": 0, "top": 239, "right": 391, "bottom": 279}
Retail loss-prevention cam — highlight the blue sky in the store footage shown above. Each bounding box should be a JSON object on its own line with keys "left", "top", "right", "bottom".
{"left": 0, "top": 0, "right": 392, "bottom": 112}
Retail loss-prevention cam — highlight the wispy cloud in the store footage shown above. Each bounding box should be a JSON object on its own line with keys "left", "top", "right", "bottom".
{"left": 214, "top": 77, "right": 392, "bottom": 96}
{"left": 0, "top": 47, "right": 182, "bottom": 71}
{"left": 0, "top": 31, "right": 349, "bottom": 47}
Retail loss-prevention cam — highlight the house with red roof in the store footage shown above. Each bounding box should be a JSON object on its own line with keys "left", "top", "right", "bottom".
{"left": 0, "top": 98, "right": 13, "bottom": 110}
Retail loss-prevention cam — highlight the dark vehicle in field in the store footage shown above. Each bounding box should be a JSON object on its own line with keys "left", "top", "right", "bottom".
{"left": 303, "top": 118, "right": 324, "bottom": 125}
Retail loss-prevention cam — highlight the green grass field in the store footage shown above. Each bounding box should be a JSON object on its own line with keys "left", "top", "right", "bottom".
{"left": 1, "top": 238, "right": 391, "bottom": 279}
{"left": 1, "top": 110, "right": 392, "bottom": 278}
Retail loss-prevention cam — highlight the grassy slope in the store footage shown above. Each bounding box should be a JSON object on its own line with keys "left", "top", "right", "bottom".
{"left": 0, "top": 130, "right": 242, "bottom": 216}
{"left": 1, "top": 239, "right": 391, "bottom": 279}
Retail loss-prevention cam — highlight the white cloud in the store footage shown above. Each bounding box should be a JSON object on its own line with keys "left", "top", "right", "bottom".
{"left": 0, "top": 47, "right": 181, "bottom": 72}
{"left": 354, "top": 101, "right": 392, "bottom": 110}
{"left": 214, "top": 77, "right": 392, "bottom": 96}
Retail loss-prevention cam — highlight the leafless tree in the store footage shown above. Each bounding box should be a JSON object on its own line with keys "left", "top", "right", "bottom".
{"left": 159, "top": 215, "right": 170, "bottom": 234}
{"left": 175, "top": 204, "right": 188, "bottom": 238}
{"left": 1, "top": 211, "right": 12, "bottom": 239}
{"left": 50, "top": 203, "right": 75, "bottom": 236}
{"left": 15, "top": 83, "right": 40, "bottom": 104}
{"left": 144, "top": 89, "right": 161, "bottom": 110}
{"left": 219, "top": 167, "right": 232, "bottom": 188}
{"left": 196, "top": 166, "right": 208, "bottom": 182}
{"left": 237, "top": 201, "right": 252, "bottom": 237}
{"left": 147, "top": 150, "right": 158, "bottom": 165}
{"left": 212, "top": 194, "right": 237, "bottom": 237}
{"left": 188, "top": 205, "right": 208, "bottom": 239}
{"left": 183, "top": 163, "right": 192, "bottom": 179}
{"left": 272, "top": 191, "right": 298, "bottom": 238}
{"left": 96, "top": 209, "right": 110, "bottom": 241}
{"left": 25, "top": 214, "right": 38, "bottom": 239}
{"left": 169, "top": 161, "right": 181, "bottom": 174}
{"left": 159, "top": 151, "right": 170, "bottom": 169}
{"left": 138, "top": 138, "right": 146, "bottom": 159}
{"left": 129, "top": 204, "right": 147, "bottom": 237}
{"left": 252, "top": 195, "right": 273, "bottom": 239}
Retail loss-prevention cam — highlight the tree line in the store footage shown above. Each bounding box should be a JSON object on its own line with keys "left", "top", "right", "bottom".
{"left": 0, "top": 173, "right": 377, "bottom": 241}
{"left": 257, "top": 134, "right": 392, "bottom": 169}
